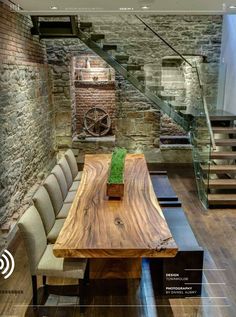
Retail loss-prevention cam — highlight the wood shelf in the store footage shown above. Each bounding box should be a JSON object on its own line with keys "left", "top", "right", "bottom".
{"left": 74, "top": 80, "right": 115, "bottom": 87}
{"left": 74, "top": 67, "right": 111, "bottom": 71}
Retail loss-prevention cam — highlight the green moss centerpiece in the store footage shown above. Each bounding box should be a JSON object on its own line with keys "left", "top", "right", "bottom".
{"left": 107, "top": 148, "right": 127, "bottom": 198}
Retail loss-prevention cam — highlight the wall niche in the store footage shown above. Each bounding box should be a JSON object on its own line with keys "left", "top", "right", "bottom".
{"left": 73, "top": 54, "right": 116, "bottom": 139}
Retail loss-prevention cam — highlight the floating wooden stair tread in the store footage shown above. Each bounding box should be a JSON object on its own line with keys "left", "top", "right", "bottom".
{"left": 215, "top": 139, "right": 236, "bottom": 146}
{"left": 173, "top": 105, "right": 187, "bottom": 110}
{"left": 103, "top": 44, "right": 117, "bottom": 51}
{"left": 201, "top": 165, "right": 236, "bottom": 173}
{"left": 126, "top": 64, "right": 143, "bottom": 71}
{"left": 213, "top": 127, "right": 236, "bottom": 134}
{"left": 147, "top": 85, "right": 164, "bottom": 91}
{"left": 159, "top": 95, "right": 176, "bottom": 101}
{"left": 208, "top": 194, "right": 236, "bottom": 205}
{"left": 80, "top": 22, "right": 93, "bottom": 29}
{"left": 115, "top": 54, "right": 130, "bottom": 63}
{"left": 209, "top": 110, "right": 236, "bottom": 121}
{"left": 211, "top": 151, "right": 236, "bottom": 159}
{"left": 197, "top": 139, "right": 236, "bottom": 146}
{"left": 90, "top": 33, "right": 105, "bottom": 41}
{"left": 137, "top": 74, "right": 145, "bottom": 81}
{"left": 205, "top": 179, "right": 236, "bottom": 189}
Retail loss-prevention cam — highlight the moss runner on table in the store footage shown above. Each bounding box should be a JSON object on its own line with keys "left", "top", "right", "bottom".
{"left": 108, "top": 148, "right": 127, "bottom": 184}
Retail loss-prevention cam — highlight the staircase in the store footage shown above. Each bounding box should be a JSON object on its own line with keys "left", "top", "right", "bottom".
{"left": 30, "top": 15, "right": 190, "bottom": 130}
{"left": 199, "top": 112, "right": 236, "bottom": 206}
{"left": 30, "top": 15, "right": 236, "bottom": 208}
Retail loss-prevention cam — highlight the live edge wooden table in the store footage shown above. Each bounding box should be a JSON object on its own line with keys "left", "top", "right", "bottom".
{"left": 53, "top": 154, "right": 178, "bottom": 279}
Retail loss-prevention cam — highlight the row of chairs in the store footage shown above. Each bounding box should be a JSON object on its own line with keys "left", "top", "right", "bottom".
{"left": 32, "top": 149, "right": 82, "bottom": 243}
{"left": 18, "top": 150, "right": 89, "bottom": 310}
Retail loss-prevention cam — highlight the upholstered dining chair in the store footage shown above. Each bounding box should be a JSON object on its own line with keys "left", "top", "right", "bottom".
{"left": 58, "top": 156, "right": 80, "bottom": 192}
{"left": 58, "top": 157, "right": 73, "bottom": 189}
{"left": 65, "top": 149, "right": 83, "bottom": 181}
{"left": 18, "top": 206, "right": 89, "bottom": 311}
{"left": 32, "top": 186, "right": 65, "bottom": 243}
{"left": 44, "top": 174, "right": 71, "bottom": 219}
{"left": 51, "top": 165, "right": 76, "bottom": 204}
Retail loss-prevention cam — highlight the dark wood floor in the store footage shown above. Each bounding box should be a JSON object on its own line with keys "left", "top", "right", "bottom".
{"left": 0, "top": 166, "right": 236, "bottom": 317}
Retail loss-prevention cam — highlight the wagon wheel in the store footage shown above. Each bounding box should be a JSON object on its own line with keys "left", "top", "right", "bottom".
{"left": 84, "top": 107, "right": 111, "bottom": 137}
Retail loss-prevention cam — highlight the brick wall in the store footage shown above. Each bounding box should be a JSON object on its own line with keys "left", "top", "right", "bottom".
{"left": 0, "top": 2, "right": 55, "bottom": 231}
{"left": 75, "top": 82, "right": 116, "bottom": 135}
{"left": 0, "top": 2, "right": 46, "bottom": 64}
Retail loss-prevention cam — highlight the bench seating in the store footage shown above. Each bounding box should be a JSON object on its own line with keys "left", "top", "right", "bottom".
{"left": 150, "top": 207, "right": 204, "bottom": 298}
{"left": 150, "top": 171, "right": 182, "bottom": 207}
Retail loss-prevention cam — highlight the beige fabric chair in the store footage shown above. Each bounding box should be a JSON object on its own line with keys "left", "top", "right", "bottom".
{"left": 59, "top": 156, "right": 81, "bottom": 193}
{"left": 18, "top": 206, "right": 89, "bottom": 309}
{"left": 32, "top": 186, "right": 65, "bottom": 243}
{"left": 51, "top": 165, "right": 68, "bottom": 199}
{"left": 65, "top": 149, "right": 78, "bottom": 179}
{"left": 65, "top": 149, "right": 83, "bottom": 190}
{"left": 43, "top": 174, "right": 71, "bottom": 219}
{"left": 58, "top": 157, "right": 73, "bottom": 189}
{"left": 65, "top": 149, "right": 83, "bottom": 181}
{"left": 51, "top": 165, "right": 76, "bottom": 203}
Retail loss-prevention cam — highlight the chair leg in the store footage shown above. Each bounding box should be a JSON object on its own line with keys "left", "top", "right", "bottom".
{"left": 42, "top": 275, "right": 49, "bottom": 299}
{"left": 31, "top": 275, "right": 38, "bottom": 308}
{"left": 84, "top": 260, "right": 90, "bottom": 286}
{"left": 79, "top": 279, "right": 85, "bottom": 314}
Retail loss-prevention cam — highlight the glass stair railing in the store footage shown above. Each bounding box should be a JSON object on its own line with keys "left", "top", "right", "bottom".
{"left": 30, "top": 14, "right": 224, "bottom": 208}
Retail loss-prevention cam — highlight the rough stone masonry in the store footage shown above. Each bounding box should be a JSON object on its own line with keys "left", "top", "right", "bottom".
{"left": 0, "top": 3, "right": 56, "bottom": 230}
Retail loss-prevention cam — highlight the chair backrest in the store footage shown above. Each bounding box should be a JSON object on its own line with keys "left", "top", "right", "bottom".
{"left": 32, "top": 186, "right": 55, "bottom": 235}
{"left": 58, "top": 157, "right": 73, "bottom": 188}
{"left": 51, "top": 165, "right": 68, "bottom": 200}
{"left": 65, "top": 149, "right": 78, "bottom": 179}
{"left": 18, "top": 206, "right": 47, "bottom": 275}
{"left": 44, "top": 174, "right": 64, "bottom": 216}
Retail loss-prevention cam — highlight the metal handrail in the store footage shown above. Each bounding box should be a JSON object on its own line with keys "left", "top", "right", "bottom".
{"left": 195, "top": 63, "right": 216, "bottom": 151}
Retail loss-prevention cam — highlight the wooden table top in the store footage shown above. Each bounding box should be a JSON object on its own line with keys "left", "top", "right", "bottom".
{"left": 53, "top": 154, "right": 178, "bottom": 258}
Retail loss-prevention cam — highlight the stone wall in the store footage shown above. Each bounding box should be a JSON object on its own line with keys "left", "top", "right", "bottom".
{"left": 0, "top": 2, "right": 55, "bottom": 229}
{"left": 45, "top": 39, "right": 84, "bottom": 149}
{"left": 115, "top": 74, "right": 160, "bottom": 150}
{"left": 82, "top": 15, "right": 222, "bottom": 63}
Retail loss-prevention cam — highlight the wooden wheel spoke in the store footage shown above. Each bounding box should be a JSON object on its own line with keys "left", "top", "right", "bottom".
{"left": 100, "top": 122, "right": 109, "bottom": 128}
{"left": 87, "top": 122, "right": 96, "bottom": 130}
{"left": 86, "top": 115, "right": 96, "bottom": 122}
{"left": 98, "top": 113, "right": 108, "bottom": 121}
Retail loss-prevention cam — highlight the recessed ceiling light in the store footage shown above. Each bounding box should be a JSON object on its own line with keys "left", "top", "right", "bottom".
{"left": 50, "top": 6, "right": 58, "bottom": 10}
{"left": 141, "top": 5, "right": 150, "bottom": 9}
{"left": 229, "top": 5, "right": 236, "bottom": 8}
{"left": 119, "top": 7, "right": 134, "bottom": 10}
